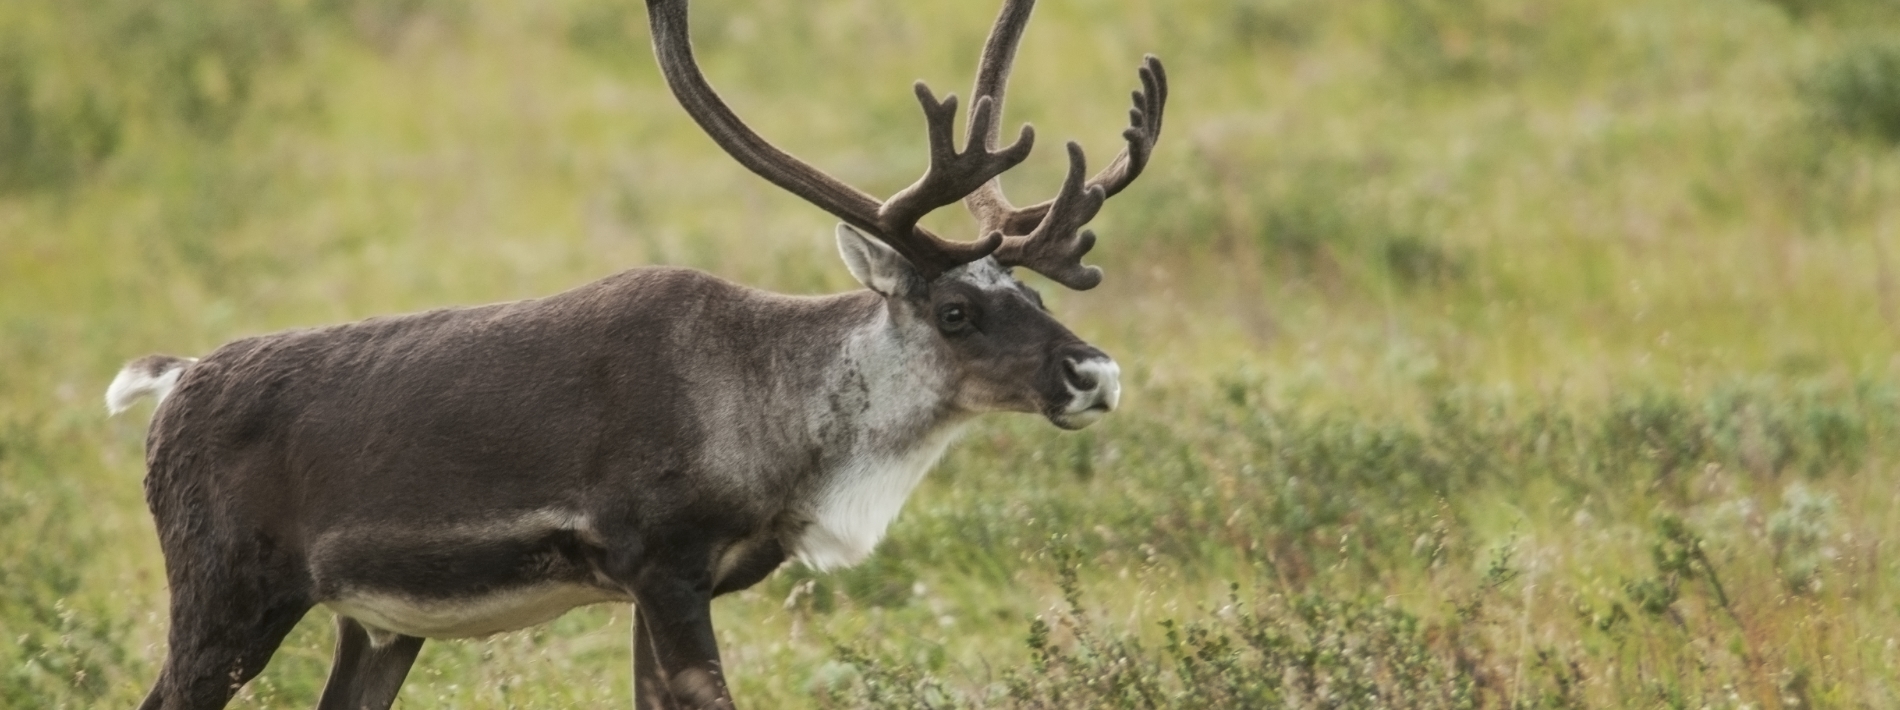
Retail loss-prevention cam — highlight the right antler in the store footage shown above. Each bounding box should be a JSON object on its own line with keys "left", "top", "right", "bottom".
{"left": 645, "top": 0, "right": 1034, "bottom": 280}
{"left": 962, "top": 0, "right": 1168, "bottom": 290}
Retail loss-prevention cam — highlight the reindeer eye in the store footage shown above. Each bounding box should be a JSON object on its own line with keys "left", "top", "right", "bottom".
{"left": 937, "top": 304, "right": 972, "bottom": 333}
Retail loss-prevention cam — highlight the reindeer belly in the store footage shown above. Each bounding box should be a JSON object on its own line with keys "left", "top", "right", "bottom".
{"left": 310, "top": 509, "right": 627, "bottom": 638}
{"left": 323, "top": 584, "right": 628, "bottom": 639}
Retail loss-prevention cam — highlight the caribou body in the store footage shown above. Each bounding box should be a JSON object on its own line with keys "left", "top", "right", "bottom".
{"left": 107, "top": 0, "right": 1165, "bottom": 708}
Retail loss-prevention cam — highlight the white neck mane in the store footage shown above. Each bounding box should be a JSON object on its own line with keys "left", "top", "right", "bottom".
{"left": 792, "top": 309, "right": 966, "bottom": 571}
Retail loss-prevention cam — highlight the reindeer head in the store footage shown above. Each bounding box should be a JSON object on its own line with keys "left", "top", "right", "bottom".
{"left": 834, "top": 224, "right": 1117, "bottom": 429}
{"left": 648, "top": 0, "right": 1165, "bottom": 429}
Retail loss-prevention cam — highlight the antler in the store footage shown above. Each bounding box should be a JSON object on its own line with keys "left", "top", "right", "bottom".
{"left": 645, "top": 0, "right": 1164, "bottom": 288}
{"left": 876, "top": 87, "right": 1036, "bottom": 267}
{"left": 645, "top": 0, "right": 1034, "bottom": 280}
{"left": 963, "top": 0, "right": 1169, "bottom": 290}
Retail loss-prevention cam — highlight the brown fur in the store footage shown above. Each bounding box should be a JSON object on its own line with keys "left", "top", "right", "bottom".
{"left": 118, "top": 0, "right": 1165, "bottom": 706}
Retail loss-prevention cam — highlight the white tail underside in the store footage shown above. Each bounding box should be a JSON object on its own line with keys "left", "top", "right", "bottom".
{"left": 106, "top": 359, "right": 195, "bottom": 415}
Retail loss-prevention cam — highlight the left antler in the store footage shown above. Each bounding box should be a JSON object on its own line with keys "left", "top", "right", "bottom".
{"left": 646, "top": 0, "right": 1035, "bottom": 280}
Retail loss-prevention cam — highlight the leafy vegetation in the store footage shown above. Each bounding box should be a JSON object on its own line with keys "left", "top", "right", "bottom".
{"left": 1805, "top": 38, "right": 1900, "bottom": 144}
{"left": 4, "top": 0, "right": 1899, "bottom": 707}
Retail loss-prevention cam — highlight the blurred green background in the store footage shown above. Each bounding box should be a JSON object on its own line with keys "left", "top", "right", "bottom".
{"left": 5, "top": 0, "right": 1900, "bottom": 707}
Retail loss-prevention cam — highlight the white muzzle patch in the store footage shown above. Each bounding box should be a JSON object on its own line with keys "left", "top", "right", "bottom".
{"left": 1057, "top": 357, "right": 1120, "bottom": 429}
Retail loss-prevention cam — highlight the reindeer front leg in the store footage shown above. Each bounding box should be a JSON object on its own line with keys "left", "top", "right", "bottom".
{"left": 634, "top": 532, "right": 784, "bottom": 708}
{"left": 632, "top": 573, "right": 731, "bottom": 710}
{"left": 605, "top": 525, "right": 734, "bottom": 710}
{"left": 633, "top": 606, "right": 684, "bottom": 710}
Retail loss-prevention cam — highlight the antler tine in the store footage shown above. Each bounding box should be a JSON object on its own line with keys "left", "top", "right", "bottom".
{"left": 962, "top": 0, "right": 1037, "bottom": 236}
{"left": 645, "top": 0, "right": 1021, "bottom": 278}
{"left": 957, "top": 0, "right": 1168, "bottom": 289}
{"left": 969, "top": 53, "right": 1170, "bottom": 239}
{"left": 874, "top": 83, "right": 1036, "bottom": 272}
{"left": 994, "top": 142, "right": 1107, "bottom": 290}
{"left": 1092, "top": 55, "right": 1167, "bottom": 198}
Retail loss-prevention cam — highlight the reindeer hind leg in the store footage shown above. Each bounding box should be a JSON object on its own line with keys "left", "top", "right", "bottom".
{"left": 315, "top": 615, "right": 425, "bottom": 710}
{"left": 138, "top": 568, "right": 311, "bottom": 710}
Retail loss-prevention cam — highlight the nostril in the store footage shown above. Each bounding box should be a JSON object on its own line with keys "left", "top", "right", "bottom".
{"left": 1062, "top": 359, "right": 1097, "bottom": 391}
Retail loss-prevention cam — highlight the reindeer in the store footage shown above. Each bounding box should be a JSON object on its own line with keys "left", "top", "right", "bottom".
{"left": 105, "top": 0, "right": 1165, "bottom": 707}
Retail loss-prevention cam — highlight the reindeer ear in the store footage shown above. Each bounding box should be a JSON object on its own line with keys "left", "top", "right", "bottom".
{"left": 837, "top": 224, "right": 922, "bottom": 297}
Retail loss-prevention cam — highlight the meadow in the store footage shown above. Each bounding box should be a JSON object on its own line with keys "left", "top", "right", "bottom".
{"left": 5, "top": 0, "right": 1900, "bottom": 706}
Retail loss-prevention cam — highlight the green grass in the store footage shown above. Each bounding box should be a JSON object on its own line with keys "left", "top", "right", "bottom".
{"left": 4, "top": 0, "right": 1900, "bottom": 707}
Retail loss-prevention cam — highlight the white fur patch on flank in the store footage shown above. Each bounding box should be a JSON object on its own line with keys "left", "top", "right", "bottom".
{"left": 324, "top": 584, "right": 626, "bottom": 639}
{"left": 105, "top": 357, "right": 196, "bottom": 415}
{"left": 311, "top": 507, "right": 612, "bottom": 639}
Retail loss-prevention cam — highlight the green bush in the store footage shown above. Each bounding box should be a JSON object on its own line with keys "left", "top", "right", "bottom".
{"left": 0, "top": 52, "right": 120, "bottom": 193}
{"left": 833, "top": 550, "right": 1482, "bottom": 709}
{"left": 0, "top": 422, "right": 136, "bottom": 706}
{"left": 1806, "top": 39, "right": 1900, "bottom": 144}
